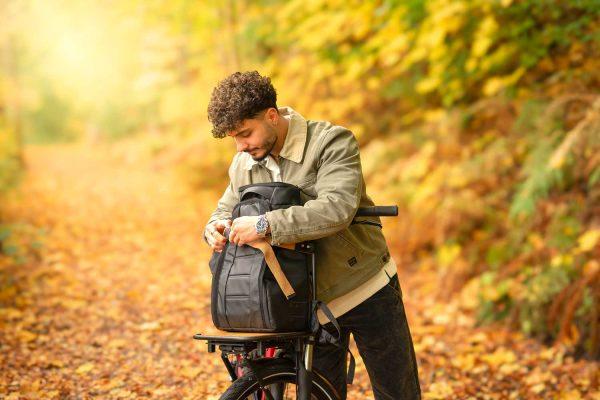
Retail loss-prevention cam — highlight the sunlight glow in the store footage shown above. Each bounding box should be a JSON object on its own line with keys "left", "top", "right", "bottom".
{"left": 24, "top": 1, "right": 140, "bottom": 108}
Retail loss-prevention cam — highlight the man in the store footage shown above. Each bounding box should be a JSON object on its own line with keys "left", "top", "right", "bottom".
{"left": 203, "top": 71, "right": 420, "bottom": 400}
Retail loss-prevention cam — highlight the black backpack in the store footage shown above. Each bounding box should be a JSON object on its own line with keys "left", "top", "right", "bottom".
{"left": 209, "top": 182, "right": 312, "bottom": 332}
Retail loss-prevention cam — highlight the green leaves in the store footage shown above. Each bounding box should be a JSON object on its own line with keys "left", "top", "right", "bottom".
{"left": 0, "top": 125, "right": 23, "bottom": 193}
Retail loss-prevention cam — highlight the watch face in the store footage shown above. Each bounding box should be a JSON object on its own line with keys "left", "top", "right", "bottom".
{"left": 256, "top": 216, "right": 268, "bottom": 234}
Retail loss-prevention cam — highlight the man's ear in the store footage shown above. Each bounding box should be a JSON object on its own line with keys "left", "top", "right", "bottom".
{"left": 265, "top": 108, "right": 279, "bottom": 124}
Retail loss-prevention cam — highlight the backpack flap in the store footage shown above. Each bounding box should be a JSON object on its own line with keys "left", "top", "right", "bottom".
{"left": 239, "top": 182, "right": 302, "bottom": 209}
{"left": 232, "top": 198, "right": 270, "bottom": 219}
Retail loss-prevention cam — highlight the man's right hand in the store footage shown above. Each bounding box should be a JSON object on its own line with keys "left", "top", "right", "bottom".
{"left": 205, "top": 219, "right": 232, "bottom": 252}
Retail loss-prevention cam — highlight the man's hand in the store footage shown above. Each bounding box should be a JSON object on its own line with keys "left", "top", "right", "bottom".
{"left": 229, "top": 216, "right": 268, "bottom": 246}
{"left": 205, "top": 219, "right": 232, "bottom": 252}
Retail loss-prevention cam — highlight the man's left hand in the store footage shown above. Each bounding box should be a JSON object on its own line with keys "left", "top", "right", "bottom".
{"left": 229, "top": 216, "right": 266, "bottom": 246}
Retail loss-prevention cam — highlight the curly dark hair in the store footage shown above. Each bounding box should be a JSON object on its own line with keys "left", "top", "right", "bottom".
{"left": 207, "top": 71, "right": 278, "bottom": 138}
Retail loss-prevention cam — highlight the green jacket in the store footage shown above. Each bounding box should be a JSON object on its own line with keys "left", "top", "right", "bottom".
{"left": 207, "top": 107, "right": 390, "bottom": 303}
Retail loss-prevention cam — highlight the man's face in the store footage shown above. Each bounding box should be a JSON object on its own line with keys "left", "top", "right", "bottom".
{"left": 227, "top": 111, "right": 278, "bottom": 161}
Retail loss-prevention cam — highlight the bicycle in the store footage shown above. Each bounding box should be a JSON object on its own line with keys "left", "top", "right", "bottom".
{"left": 194, "top": 205, "right": 398, "bottom": 400}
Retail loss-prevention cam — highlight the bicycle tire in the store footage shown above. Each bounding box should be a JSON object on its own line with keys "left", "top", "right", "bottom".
{"left": 219, "top": 359, "right": 339, "bottom": 400}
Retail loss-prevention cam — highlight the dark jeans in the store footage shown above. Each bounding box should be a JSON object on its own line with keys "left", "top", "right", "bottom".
{"left": 313, "top": 275, "right": 421, "bottom": 400}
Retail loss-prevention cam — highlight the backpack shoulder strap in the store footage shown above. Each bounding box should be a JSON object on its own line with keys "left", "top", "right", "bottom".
{"left": 311, "top": 301, "right": 356, "bottom": 385}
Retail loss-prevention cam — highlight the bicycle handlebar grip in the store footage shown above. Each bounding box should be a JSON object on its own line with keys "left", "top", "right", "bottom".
{"left": 355, "top": 206, "right": 398, "bottom": 217}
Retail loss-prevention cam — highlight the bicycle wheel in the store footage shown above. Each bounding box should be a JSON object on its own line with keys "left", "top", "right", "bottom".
{"left": 219, "top": 358, "right": 339, "bottom": 400}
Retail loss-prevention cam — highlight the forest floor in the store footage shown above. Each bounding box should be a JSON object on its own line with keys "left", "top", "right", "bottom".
{"left": 0, "top": 144, "right": 597, "bottom": 399}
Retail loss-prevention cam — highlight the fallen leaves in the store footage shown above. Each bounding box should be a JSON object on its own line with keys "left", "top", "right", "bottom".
{"left": 76, "top": 362, "right": 95, "bottom": 375}
{"left": 138, "top": 321, "right": 161, "bottom": 331}
{"left": 16, "top": 329, "right": 37, "bottom": 343}
{"left": 481, "top": 348, "right": 517, "bottom": 368}
{"left": 0, "top": 144, "right": 598, "bottom": 399}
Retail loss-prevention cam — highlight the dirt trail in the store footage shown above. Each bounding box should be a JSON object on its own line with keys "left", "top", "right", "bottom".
{"left": 0, "top": 144, "right": 597, "bottom": 399}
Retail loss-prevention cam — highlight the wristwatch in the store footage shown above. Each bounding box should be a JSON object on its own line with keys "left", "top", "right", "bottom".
{"left": 255, "top": 214, "right": 269, "bottom": 237}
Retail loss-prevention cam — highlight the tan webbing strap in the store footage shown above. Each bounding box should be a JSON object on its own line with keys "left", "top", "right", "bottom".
{"left": 248, "top": 240, "right": 296, "bottom": 299}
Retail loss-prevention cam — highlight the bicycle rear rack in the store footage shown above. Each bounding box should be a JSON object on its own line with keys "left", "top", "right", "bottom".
{"left": 193, "top": 331, "right": 311, "bottom": 353}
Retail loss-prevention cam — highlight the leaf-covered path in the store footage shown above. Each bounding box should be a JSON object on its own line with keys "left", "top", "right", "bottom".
{"left": 0, "top": 144, "right": 597, "bottom": 399}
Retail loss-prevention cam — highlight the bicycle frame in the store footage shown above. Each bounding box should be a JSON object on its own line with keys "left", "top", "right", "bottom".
{"left": 194, "top": 330, "right": 319, "bottom": 399}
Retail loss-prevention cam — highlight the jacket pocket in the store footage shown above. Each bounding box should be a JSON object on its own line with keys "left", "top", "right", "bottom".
{"left": 334, "top": 228, "right": 365, "bottom": 259}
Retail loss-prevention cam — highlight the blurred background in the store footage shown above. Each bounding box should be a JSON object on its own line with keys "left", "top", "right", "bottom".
{"left": 1, "top": 0, "right": 598, "bottom": 398}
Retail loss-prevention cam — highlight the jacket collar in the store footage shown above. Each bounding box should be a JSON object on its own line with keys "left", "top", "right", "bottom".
{"left": 242, "top": 106, "right": 307, "bottom": 170}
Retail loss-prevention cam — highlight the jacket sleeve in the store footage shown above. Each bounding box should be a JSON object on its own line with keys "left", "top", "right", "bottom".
{"left": 203, "top": 159, "right": 240, "bottom": 244}
{"left": 265, "top": 127, "right": 363, "bottom": 244}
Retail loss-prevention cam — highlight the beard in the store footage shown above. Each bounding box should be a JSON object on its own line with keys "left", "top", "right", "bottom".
{"left": 250, "top": 123, "right": 278, "bottom": 161}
